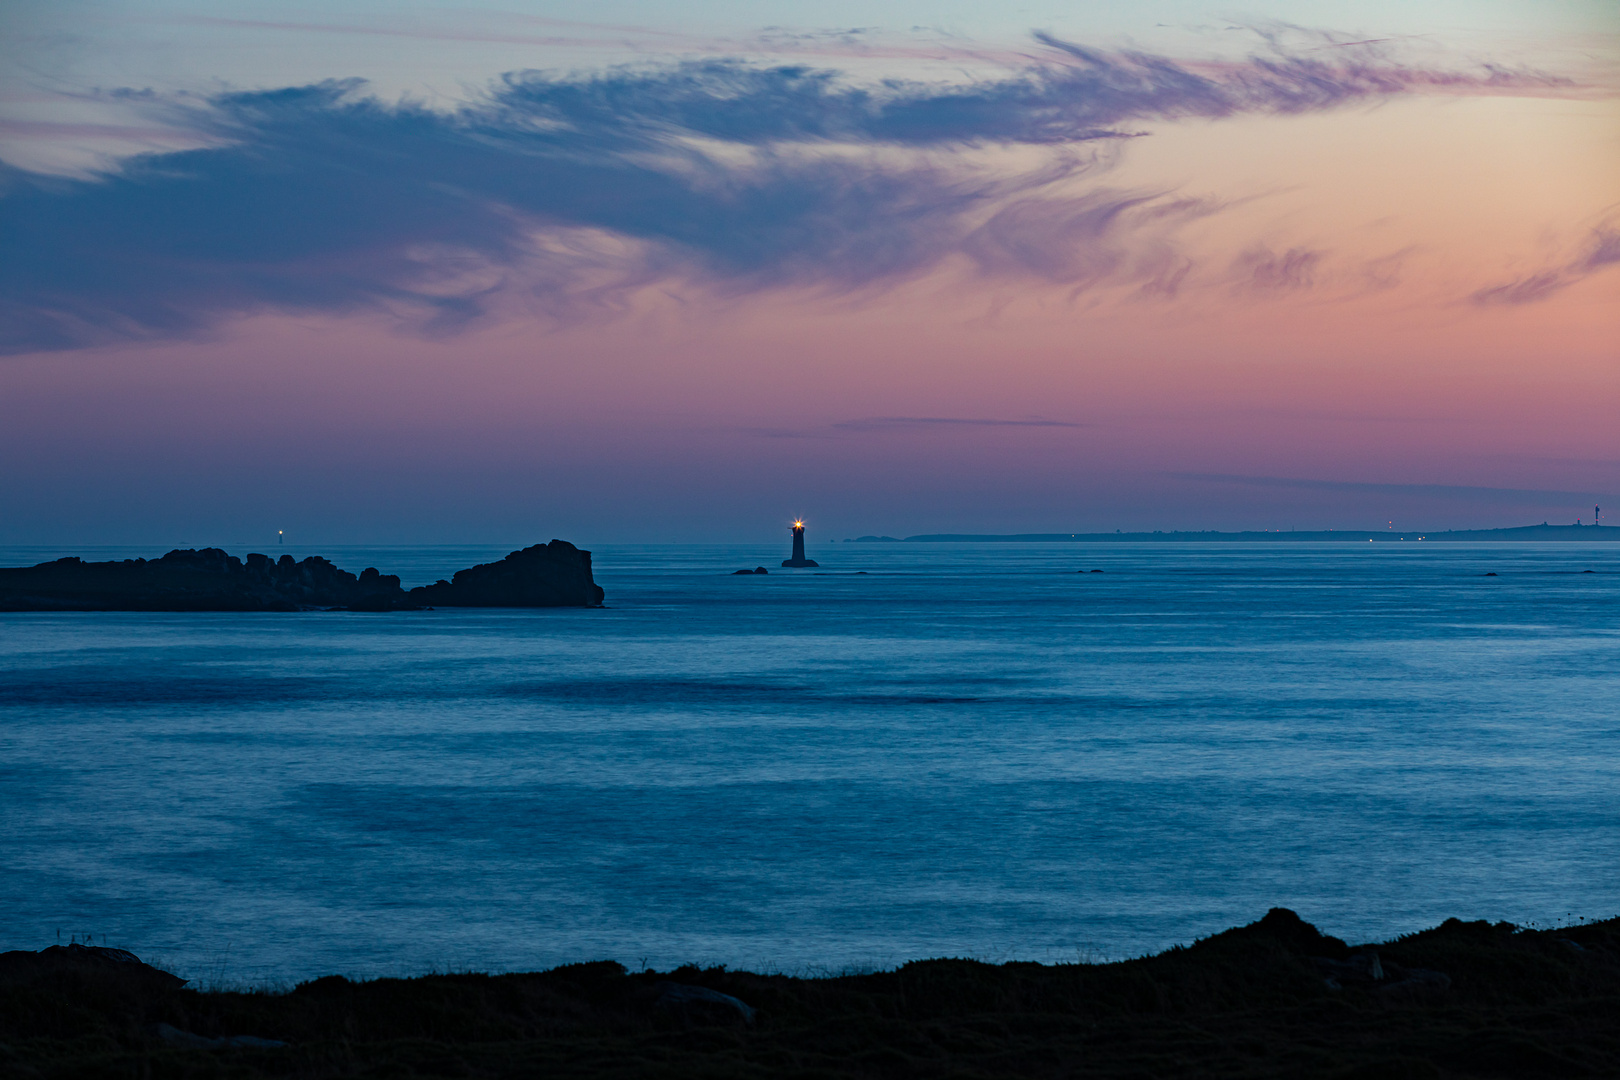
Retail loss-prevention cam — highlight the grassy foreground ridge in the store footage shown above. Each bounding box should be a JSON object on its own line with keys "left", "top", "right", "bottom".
{"left": 4, "top": 909, "right": 1618, "bottom": 1078}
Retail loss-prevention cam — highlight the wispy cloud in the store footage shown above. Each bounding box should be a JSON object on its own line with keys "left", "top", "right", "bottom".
{"left": 1232, "top": 245, "right": 1322, "bottom": 291}
{"left": 174, "top": 15, "right": 625, "bottom": 50}
{"left": 833, "top": 416, "right": 1086, "bottom": 431}
{"left": 738, "top": 417, "right": 1085, "bottom": 437}
{"left": 1471, "top": 224, "right": 1620, "bottom": 305}
{"left": 1174, "top": 472, "right": 1609, "bottom": 504}
{"left": 0, "top": 34, "right": 1576, "bottom": 353}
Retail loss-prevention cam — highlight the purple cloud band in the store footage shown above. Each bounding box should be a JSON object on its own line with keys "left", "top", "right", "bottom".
{"left": 833, "top": 417, "right": 1086, "bottom": 431}
{"left": 0, "top": 35, "right": 1577, "bottom": 354}
{"left": 1470, "top": 227, "right": 1620, "bottom": 305}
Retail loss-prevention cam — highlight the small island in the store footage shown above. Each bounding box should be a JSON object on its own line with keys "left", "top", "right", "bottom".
{"left": 0, "top": 541, "right": 605, "bottom": 611}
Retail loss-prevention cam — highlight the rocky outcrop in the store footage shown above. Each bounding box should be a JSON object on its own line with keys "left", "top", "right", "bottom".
{"left": 407, "top": 541, "right": 604, "bottom": 608}
{"left": 0, "top": 542, "right": 603, "bottom": 611}
{"left": 654, "top": 981, "right": 756, "bottom": 1025}
{"left": 0, "top": 943, "right": 186, "bottom": 991}
{"left": 0, "top": 548, "right": 403, "bottom": 611}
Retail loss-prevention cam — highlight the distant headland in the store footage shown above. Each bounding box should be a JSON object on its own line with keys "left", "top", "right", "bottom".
{"left": 850, "top": 523, "right": 1620, "bottom": 543}
{"left": 0, "top": 541, "right": 605, "bottom": 612}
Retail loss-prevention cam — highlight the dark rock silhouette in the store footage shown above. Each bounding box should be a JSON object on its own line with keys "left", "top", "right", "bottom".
{"left": 9, "top": 909, "right": 1619, "bottom": 1078}
{"left": 0, "top": 943, "right": 185, "bottom": 991}
{"left": 1311, "top": 950, "right": 1451, "bottom": 997}
{"left": 654, "top": 981, "right": 756, "bottom": 1025}
{"left": 0, "top": 548, "right": 402, "bottom": 611}
{"left": 0, "top": 541, "right": 603, "bottom": 611}
{"left": 732, "top": 567, "right": 769, "bottom": 575}
{"left": 409, "top": 541, "right": 604, "bottom": 608}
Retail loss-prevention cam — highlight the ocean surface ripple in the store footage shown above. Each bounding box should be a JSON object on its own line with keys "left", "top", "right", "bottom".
{"left": 2, "top": 542, "right": 1617, "bottom": 984}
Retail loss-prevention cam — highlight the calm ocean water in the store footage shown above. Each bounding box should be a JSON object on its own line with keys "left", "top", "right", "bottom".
{"left": 2, "top": 542, "right": 1617, "bottom": 985}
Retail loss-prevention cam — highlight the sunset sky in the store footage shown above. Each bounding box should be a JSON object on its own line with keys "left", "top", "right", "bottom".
{"left": 3, "top": 0, "right": 1616, "bottom": 544}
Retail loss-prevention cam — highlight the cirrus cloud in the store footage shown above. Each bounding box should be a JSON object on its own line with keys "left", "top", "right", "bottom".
{"left": 0, "top": 35, "right": 1578, "bottom": 354}
{"left": 1470, "top": 225, "right": 1620, "bottom": 306}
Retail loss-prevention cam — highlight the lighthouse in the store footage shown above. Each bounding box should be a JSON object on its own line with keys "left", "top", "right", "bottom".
{"left": 782, "top": 519, "right": 819, "bottom": 567}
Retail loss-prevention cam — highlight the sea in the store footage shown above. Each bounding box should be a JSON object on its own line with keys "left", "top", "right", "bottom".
{"left": 2, "top": 541, "right": 1617, "bottom": 986}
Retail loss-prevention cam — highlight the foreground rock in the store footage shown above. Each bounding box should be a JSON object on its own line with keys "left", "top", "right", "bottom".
{"left": 3, "top": 910, "right": 1616, "bottom": 1078}
{"left": 0, "top": 942, "right": 185, "bottom": 990}
{"left": 0, "top": 541, "right": 603, "bottom": 611}
{"left": 654, "top": 981, "right": 757, "bottom": 1025}
{"left": 408, "top": 542, "right": 604, "bottom": 608}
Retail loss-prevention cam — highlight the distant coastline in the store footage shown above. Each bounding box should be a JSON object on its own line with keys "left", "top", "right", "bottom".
{"left": 849, "top": 523, "right": 1619, "bottom": 543}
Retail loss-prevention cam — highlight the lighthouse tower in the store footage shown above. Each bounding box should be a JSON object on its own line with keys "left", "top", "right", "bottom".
{"left": 782, "top": 519, "right": 819, "bottom": 567}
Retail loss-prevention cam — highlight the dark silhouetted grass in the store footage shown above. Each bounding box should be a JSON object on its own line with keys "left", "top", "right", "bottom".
{"left": 3, "top": 909, "right": 1618, "bottom": 1078}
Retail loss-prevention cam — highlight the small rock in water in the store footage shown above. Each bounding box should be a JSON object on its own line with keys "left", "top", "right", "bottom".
{"left": 732, "top": 567, "right": 769, "bottom": 575}
{"left": 1485, "top": 572, "right": 1498, "bottom": 576}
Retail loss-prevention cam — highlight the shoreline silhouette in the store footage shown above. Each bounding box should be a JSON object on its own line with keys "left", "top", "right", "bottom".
{"left": 0, "top": 541, "right": 604, "bottom": 611}
{"left": 4, "top": 908, "right": 1614, "bottom": 1078}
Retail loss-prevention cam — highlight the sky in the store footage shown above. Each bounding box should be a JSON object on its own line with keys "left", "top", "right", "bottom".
{"left": 1, "top": 1, "right": 1617, "bottom": 545}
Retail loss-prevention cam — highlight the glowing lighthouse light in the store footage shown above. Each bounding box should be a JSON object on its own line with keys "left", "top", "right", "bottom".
{"left": 782, "top": 518, "right": 819, "bottom": 567}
